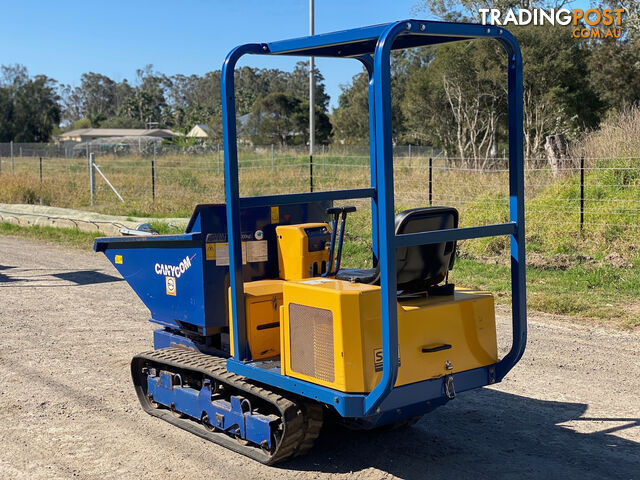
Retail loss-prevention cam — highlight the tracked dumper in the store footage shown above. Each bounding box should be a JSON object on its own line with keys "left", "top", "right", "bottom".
{"left": 95, "top": 20, "right": 527, "bottom": 464}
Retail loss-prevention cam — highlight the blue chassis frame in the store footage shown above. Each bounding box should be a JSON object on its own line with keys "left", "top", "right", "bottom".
{"left": 222, "top": 20, "right": 527, "bottom": 418}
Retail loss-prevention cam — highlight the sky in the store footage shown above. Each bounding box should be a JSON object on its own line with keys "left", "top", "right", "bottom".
{"left": 0, "top": 0, "right": 591, "bottom": 110}
{"left": 0, "top": 0, "right": 421, "bottom": 110}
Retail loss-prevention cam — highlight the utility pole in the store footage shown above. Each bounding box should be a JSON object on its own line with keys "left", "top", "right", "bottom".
{"left": 309, "top": 0, "right": 315, "bottom": 192}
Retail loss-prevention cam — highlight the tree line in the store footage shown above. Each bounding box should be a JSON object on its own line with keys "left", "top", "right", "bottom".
{"left": 1, "top": 0, "right": 638, "bottom": 160}
{"left": 0, "top": 62, "right": 333, "bottom": 146}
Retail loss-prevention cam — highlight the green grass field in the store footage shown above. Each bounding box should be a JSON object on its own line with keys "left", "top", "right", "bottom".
{"left": 338, "top": 203, "right": 640, "bottom": 329}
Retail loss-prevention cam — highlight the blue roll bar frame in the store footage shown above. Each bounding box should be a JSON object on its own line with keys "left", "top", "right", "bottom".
{"left": 222, "top": 20, "right": 526, "bottom": 417}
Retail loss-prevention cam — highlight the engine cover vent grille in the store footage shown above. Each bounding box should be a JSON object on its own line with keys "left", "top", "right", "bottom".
{"left": 289, "top": 303, "right": 334, "bottom": 382}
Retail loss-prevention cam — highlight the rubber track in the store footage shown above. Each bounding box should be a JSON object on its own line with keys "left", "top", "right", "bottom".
{"left": 131, "top": 347, "right": 322, "bottom": 465}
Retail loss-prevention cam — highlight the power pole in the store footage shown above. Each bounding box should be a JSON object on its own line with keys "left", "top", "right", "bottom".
{"left": 309, "top": 0, "right": 315, "bottom": 192}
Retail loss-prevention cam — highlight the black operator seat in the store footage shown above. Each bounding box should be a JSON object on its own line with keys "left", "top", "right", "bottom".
{"left": 335, "top": 206, "right": 459, "bottom": 293}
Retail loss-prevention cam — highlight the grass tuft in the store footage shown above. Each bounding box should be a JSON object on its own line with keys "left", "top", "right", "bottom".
{"left": 0, "top": 222, "right": 103, "bottom": 250}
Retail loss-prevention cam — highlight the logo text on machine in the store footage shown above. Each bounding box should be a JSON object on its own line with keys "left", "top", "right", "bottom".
{"left": 154, "top": 254, "right": 195, "bottom": 279}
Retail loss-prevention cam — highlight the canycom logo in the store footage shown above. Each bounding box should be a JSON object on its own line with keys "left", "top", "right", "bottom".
{"left": 154, "top": 254, "right": 195, "bottom": 278}
{"left": 479, "top": 7, "right": 625, "bottom": 39}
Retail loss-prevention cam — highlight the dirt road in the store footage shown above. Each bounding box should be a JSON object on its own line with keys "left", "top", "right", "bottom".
{"left": 0, "top": 236, "right": 638, "bottom": 479}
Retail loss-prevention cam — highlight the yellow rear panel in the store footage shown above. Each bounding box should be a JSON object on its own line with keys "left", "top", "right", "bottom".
{"left": 281, "top": 279, "right": 497, "bottom": 393}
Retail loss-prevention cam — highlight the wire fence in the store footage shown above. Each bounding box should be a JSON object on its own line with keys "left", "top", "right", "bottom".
{"left": 0, "top": 142, "right": 638, "bottom": 237}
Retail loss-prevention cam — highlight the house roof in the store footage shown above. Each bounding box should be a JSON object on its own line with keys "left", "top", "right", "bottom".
{"left": 59, "top": 128, "right": 181, "bottom": 138}
{"left": 186, "top": 124, "right": 211, "bottom": 137}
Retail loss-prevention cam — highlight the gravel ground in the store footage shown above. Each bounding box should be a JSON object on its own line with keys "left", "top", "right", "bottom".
{"left": 0, "top": 236, "right": 638, "bottom": 480}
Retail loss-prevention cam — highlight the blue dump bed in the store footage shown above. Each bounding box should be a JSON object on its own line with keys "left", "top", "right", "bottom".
{"left": 94, "top": 202, "right": 330, "bottom": 334}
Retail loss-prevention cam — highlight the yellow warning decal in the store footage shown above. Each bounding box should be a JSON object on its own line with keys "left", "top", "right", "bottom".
{"left": 271, "top": 206, "right": 280, "bottom": 224}
{"left": 206, "top": 243, "right": 216, "bottom": 260}
{"left": 165, "top": 276, "right": 176, "bottom": 296}
{"left": 115, "top": 254, "right": 123, "bottom": 264}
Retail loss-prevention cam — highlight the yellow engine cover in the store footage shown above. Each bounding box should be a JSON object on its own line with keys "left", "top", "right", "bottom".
{"left": 276, "top": 223, "right": 330, "bottom": 280}
{"left": 281, "top": 279, "right": 497, "bottom": 393}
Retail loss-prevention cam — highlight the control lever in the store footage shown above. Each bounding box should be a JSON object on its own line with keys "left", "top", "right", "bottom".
{"left": 334, "top": 206, "right": 356, "bottom": 274}
{"left": 322, "top": 207, "right": 343, "bottom": 276}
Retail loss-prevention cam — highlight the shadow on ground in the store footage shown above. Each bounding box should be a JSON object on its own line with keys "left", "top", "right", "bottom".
{"left": 284, "top": 388, "right": 639, "bottom": 479}
{"left": 0, "top": 264, "right": 18, "bottom": 283}
{"left": 52, "top": 270, "right": 122, "bottom": 285}
{"left": 0, "top": 265, "right": 122, "bottom": 286}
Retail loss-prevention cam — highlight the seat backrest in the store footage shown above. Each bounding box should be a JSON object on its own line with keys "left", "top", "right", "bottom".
{"left": 394, "top": 206, "right": 458, "bottom": 292}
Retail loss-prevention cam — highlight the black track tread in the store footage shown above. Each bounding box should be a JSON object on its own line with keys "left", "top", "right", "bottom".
{"left": 130, "top": 347, "right": 321, "bottom": 465}
{"left": 295, "top": 402, "right": 324, "bottom": 457}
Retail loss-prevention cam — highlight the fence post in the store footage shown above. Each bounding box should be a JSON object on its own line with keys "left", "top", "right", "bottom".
{"left": 89, "top": 153, "right": 95, "bottom": 206}
{"left": 429, "top": 157, "right": 433, "bottom": 206}
{"left": 408, "top": 144, "right": 412, "bottom": 160}
{"left": 152, "top": 143, "right": 156, "bottom": 202}
{"left": 271, "top": 144, "right": 274, "bottom": 171}
{"left": 39, "top": 156, "right": 44, "bottom": 205}
{"left": 10, "top": 141, "right": 14, "bottom": 173}
{"left": 217, "top": 143, "right": 221, "bottom": 174}
{"left": 580, "top": 156, "right": 584, "bottom": 233}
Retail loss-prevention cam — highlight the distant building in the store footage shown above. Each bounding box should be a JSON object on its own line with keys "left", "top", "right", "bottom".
{"left": 58, "top": 128, "right": 181, "bottom": 142}
{"left": 186, "top": 124, "right": 211, "bottom": 138}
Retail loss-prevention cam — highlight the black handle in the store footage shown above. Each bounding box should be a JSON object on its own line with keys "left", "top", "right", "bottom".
{"left": 323, "top": 208, "right": 341, "bottom": 276}
{"left": 421, "top": 344, "right": 452, "bottom": 353}
{"left": 256, "top": 322, "right": 280, "bottom": 331}
{"left": 324, "top": 206, "right": 355, "bottom": 276}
